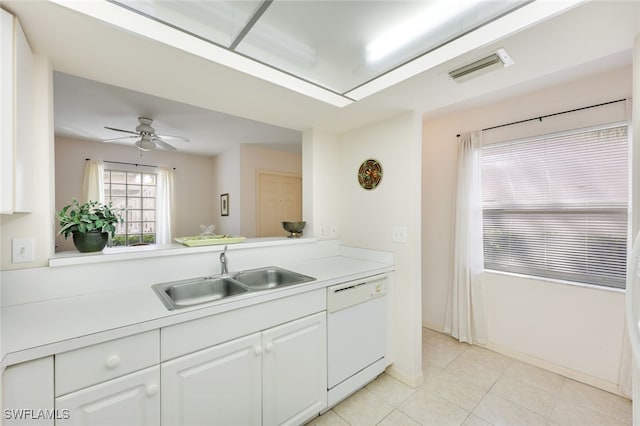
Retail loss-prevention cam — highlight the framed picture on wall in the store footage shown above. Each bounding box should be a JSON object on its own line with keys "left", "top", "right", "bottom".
{"left": 221, "top": 193, "right": 229, "bottom": 216}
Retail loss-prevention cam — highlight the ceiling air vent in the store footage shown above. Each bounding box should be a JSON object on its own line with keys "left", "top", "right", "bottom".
{"left": 449, "top": 48, "right": 514, "bottom": 82}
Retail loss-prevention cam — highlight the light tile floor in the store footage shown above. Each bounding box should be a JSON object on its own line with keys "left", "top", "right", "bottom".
{"left": 307, "top": 327, "right": 632, "bottom": 426}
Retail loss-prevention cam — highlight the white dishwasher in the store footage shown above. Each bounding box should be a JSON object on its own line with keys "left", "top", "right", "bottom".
{"left": 327, "top": 275, "right": 389, "bottom": 406}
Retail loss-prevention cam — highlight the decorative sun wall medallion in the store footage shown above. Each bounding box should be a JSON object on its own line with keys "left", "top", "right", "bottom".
{"left": 357, "top": 159, "right": 383, "bottom": 190}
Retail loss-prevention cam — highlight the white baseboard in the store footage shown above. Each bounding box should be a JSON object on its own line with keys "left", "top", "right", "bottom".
{"left": 420, "top": 323, "right": 627, "bottom": 398}
{"left": 385, "top": 364, "right": 424, "bottom": 388}
{"left": 481, "top": 341, "right": 626, "bottom": 398}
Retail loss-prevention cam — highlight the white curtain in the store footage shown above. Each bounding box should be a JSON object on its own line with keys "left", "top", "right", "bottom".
{"left": 444, "top": 131, "right": 488, "bottom": 344}
{"left": 81, "top": 160, "right": 104, "bottom": 204}
{"left": 619, "top": 100, "right": 634, "bottom": 398}
{"left": 156, "top": 167, "right": 175, "bottom": 245}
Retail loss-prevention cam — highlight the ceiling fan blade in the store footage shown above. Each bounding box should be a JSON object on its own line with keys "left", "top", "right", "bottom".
{"left": 152, "top": 137, "right": 177, "bottom": 151}
{"left": 102, "top": 135, "right": 139, "bottom": 142}
{"left": 155, "top": 134, "right": 189, "bottom": 143}
{"left": 104, "top": 126, "right": 139, "bottom": 135}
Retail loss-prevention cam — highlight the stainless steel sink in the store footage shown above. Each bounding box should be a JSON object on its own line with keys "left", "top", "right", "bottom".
{"left": 153, "top": 276, "right": 249, "bottom": 310}
{"left": 152, "top": 267, "right": 316, "bottom": 310}
{"left": 231, "top": 266, "right": 315, "bottom": 290}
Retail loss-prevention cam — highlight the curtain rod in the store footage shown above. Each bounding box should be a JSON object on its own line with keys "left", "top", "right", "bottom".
{"left": 456, "top": 98, "right": 627, "bottom": 138}
{"left": 85, "top": 159, "right": 175, "bottom": 170}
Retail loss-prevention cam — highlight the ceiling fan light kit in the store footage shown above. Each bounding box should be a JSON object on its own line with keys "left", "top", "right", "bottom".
{"left": 103, "top": 116, "right": 189, "bottom": 151}
{"left": 134, "top": 135, "right": 156, "bottom": 152}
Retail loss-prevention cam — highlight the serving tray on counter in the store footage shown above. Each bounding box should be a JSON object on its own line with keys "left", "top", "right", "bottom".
{"left": 175, "top": 235, "right": 246, "bottom": 246}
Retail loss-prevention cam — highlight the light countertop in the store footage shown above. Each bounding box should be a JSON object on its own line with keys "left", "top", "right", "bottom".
{"left": 2, "top": 255, "right": 393, "bottom": 369}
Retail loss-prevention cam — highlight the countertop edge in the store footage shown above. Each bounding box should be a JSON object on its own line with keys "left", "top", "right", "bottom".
{"left": 49, "top": 237, "right": 320, "bottom": 267}
{"left": 1, "top": 261, "right": 394, "bottom": 371}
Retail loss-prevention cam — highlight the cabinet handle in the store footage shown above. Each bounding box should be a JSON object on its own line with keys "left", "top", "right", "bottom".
{"left": 105, "top": 355, "right": 120, "bottom": 369}
{"left": 254, "top": 346, "right": 263, "bottom": 355}
{"left": 265, "top": 342, "right": 274, "bottom": 352}
{"left": 146, "top": 384, "right": 159, "bottom": 397}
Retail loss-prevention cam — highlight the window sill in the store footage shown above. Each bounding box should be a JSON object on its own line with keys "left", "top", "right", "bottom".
{"left": 49, "top": 237, "right": 319, "bottom": 267}
{"left": 483, "top": 269, "right": 625, "bottom": 294}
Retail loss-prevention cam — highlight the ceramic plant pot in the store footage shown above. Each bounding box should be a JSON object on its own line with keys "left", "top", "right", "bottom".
{"left": 73, "top": 231, "right": 109, "bottom": 253}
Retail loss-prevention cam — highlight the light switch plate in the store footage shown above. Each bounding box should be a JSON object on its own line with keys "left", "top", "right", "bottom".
{"left": 12, "top": 238, "right": 34, "bottom": 263}
{"left": 392, "top": 226, "right": 407, "bottom": 243}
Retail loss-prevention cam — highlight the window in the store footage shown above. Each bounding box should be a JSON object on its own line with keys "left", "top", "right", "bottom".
{"left": 104, "top": 170, "right": 157, "bottom": 246}
{"left": 481, "top": 124, "right": 629, "bottom": 288}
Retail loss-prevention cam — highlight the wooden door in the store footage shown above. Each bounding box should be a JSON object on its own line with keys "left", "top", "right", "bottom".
{"left": 257, "top": 172, "right": 302, "bottom": 237}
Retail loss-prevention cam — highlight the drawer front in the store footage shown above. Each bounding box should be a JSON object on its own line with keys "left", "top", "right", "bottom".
{"left": 161, "top": 288, "right": 326, "bottom": 361}
{"left": 55, "top": 330, "right": 159, "bottom": 396}
{"left": 56, "top": 366, "right": 160, "bottom": 426}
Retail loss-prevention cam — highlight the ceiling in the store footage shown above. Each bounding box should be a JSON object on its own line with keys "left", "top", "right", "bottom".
{"left": 2, "top": 0, "right": 639, "bottom": 156}
{"left": 53, "top": 71, "right": 303, "bottom": 155}
{"left": 110, "top": 0, "right": 527, "bottom": 97}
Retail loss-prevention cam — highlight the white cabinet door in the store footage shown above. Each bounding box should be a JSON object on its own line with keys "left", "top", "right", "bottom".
{"left": 55, "top": 366, "right": 160, "bottom": 426}
{"left": 161, "top": 332, "right": 262, "bottom": 426}
{"left": 0, "top": 10, "right": 33, "bottom": 214}
{"left": 262, "top": 312, "right": 327, "bottom": 426}
{"left": 0, "top": 8, "right": 14, "bottom": 214}
{"left": 3, "top": 357, "right": 54, "bottom": 426}
{"left": 12, "top": 16, "right": 33, "bottom": 213}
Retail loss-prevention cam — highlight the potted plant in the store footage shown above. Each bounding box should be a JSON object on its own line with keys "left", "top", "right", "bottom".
{"left": 56, "top": 198, "right": 123, "bottom": 253}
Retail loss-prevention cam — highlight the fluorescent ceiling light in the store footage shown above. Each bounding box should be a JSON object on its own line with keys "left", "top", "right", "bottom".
{"left": 50, "top": 0, "right": 585, "bottom": 108}
{"left": 346, "top": 0, "right": 587, "bottom": 101}
{"left": 366, "top": 0, "right": 476, "bottom": 64}
{"left": 49, "top": 0, "right": 352, "bottom": 107}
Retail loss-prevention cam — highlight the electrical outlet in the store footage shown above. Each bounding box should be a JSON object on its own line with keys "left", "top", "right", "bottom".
{"left": 319, "top": 226, "right": 326, "bottom": 238}
{"left": 392, "top": 226, "right": 407, "bottom": 243}
{"left": 12, "top": 238, "right": 34, "bottom": 263}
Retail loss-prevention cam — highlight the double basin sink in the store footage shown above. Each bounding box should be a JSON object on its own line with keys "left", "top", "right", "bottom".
{"left": 152, "top": 266, "right": 316, "bottom": 310}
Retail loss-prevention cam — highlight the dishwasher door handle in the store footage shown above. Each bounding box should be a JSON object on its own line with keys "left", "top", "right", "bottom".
{"left": 327, "top": 279, "right": 387, "bottom": 313}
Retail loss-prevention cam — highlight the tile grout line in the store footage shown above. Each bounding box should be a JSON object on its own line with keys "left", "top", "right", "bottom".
{"left": 544, "top": 376, "right": 565, "bottom": 426}
{"left": 465, "top": 359, "right": 508, "bottom": 426}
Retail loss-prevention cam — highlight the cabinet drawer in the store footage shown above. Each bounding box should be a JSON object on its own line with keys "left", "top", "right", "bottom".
{"left": 56, "top": 366, "right": 160, "bottom": 426}
{"left": 55, "top": 330, "right": 159, "bottom": 396}
{"left": 162, "top": 288, "right": 325, "bottom": 361}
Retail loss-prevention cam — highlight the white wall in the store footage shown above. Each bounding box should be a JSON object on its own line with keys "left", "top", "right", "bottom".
{"left": 308, "top": 112, "right": 424, "bottom": 386}
{"left": 302, "top": 129, "right": 340, "bottom": 238}
{"left": 0, "top": 55, "right": 54, "bottom": 271}
{"left": 211, "top": 145, "right": 241, "bottom": 236}
{"left": 422, "top": 66, "right": 632, "bottom": 392}
{"left": 54, "top": 137, "right": 217, "bottom": 251}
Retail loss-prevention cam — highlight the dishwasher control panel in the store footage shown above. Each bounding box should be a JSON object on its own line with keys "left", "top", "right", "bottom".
{"left": 327, "top": 276, "right": 388, "bottom": 313}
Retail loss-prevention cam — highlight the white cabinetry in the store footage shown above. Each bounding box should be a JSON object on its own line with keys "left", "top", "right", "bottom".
{"left": 0, "top": 8, "right": 33, "bottom": 214}
{"left": 1, "top": 286, "right": 334, "bottom": 426}
{"left": 263, "top": 312, "right": 327, "bottom": 426}
{"left": 162, "top": 312, "right": 327, "bottom": 426}
{"left": 55, "top": 367, "right": 160, "bottom": 426}
{"left": 2, "top": 356, "right": 54, "bottom": 426}
{"left": 162, "top": 333, "right": 262, "bottom": 425}
{"left": 54, "top": 330, "right": 160, "bottom": 426}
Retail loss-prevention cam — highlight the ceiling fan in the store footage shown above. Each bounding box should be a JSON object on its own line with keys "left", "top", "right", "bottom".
{"left": 103, "top": 117, "right": 189, "bottom": 151}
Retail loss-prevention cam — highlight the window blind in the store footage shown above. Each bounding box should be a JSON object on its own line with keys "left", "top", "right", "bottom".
{"left": 481, "top": 124, "right": 629, "bottom": 288}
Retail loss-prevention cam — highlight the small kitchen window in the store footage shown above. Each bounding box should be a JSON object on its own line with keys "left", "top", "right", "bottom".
{"left": 104, "top": 169, "right": 157, "bottom": 246}
{"left": 481, "top": 123, "right": 629, "bottom": 289}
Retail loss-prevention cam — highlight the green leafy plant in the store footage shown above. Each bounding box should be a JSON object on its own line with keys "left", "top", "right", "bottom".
{"left": 56, "top": 198, "right": 123, "bottom": 239}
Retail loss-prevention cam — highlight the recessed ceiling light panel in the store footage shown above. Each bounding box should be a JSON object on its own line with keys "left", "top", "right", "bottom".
{"left": 51, "top": 0, "right": 584, "bottom": 107}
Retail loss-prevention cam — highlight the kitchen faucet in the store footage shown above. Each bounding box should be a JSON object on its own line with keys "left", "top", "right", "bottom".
{"left": 220, "top": 245, "right": 228, "bottom": 275}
